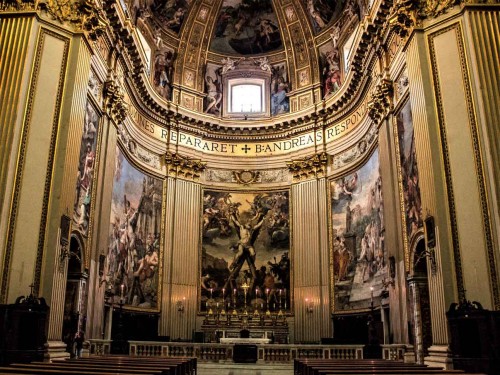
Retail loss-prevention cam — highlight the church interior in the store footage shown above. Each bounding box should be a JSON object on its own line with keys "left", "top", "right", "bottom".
{"left": 0, "top": 0, "right": 499, "bottom": 374}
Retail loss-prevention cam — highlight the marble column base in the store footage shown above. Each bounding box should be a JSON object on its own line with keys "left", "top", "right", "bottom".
{"left": 424, "top": 345, "right": 453, "bottom": 369}
{"left": 44, "top": 341, "right": 70, "bottom": 362}
{"left": 404, "top": 345, "right": 416, "bottom": 363}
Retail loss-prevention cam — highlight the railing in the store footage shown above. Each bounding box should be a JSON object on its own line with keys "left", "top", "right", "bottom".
{"left": 88, "top": 339, "right": 112, "bottom": 356}
{"left": 128, "top": 341, "right": 364, "bottom": 363}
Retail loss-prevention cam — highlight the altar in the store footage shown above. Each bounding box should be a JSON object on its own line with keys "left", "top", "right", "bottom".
{"left": 201, "top": 313, "right": 289, "bottom": 344}
{"left": 219, "top": 337, "right": 271, "bottom": 344}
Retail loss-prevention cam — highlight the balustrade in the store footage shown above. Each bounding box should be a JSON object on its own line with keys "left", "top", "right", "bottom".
{"left": 128, "top": 341, "right": 364, "bottom": 363}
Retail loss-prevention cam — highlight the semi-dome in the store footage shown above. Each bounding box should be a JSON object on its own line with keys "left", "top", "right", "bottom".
{"left": 122, "top": 0, "right": 366, "bottom": 128}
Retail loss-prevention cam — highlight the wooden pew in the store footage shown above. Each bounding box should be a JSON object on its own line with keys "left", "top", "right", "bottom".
{"left": 294, "top": 359, "right": 485, "bottom": 375}
{"left": 12, "top": 362, "right": 166, "bottom": 374}
{"left": 0, "top": 366, "right": 148, "bottom": 375}
{"left": 0, "top": 354, "right": 196, "bottom": 375}
{"left": 76, "top": 356, "right": 196, "bottom": 375}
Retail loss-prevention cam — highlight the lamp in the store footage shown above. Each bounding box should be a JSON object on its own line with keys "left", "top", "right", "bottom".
{"left": 305, "top": 298, "right": 313, "bottom": 313}
{"left": 177, "top": 297, "right": 186, "bottom": 312}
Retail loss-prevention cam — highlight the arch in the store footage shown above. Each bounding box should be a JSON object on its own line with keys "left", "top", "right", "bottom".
{"left": 407, "top": 232, "right": 432, "bottom": 364}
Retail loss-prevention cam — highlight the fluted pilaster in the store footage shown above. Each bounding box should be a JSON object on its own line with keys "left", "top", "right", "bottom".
{"left": 292, "top": 178, "right": 331, "bottom": 342}
{"left": 160, "top": 178, "right": 201, "bottom": 339}
{"left": 405, "top": 31, "right": 453, "bottom": 345}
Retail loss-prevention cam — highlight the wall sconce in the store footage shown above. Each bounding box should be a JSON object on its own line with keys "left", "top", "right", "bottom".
{"left": 305, "top": 298, "right": 313, "bottom": 313}
{"left": 177, "top": 297, "right": 186, "bottom": 312}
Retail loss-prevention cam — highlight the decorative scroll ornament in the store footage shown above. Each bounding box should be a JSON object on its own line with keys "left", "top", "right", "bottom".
{"left": 367, "top": 78, "right": 394, "bottom": 125}
{"left": 165, "top": 151, "right": 206, "bottom": 181}
{"left": 103, "top": 72, "right": 128, "bottom": 124}
{"left": 287, "top": 152, "right": 329, "bottom": 182}
{"left": 233, "top": 170, "right": 261, "bottom": 185}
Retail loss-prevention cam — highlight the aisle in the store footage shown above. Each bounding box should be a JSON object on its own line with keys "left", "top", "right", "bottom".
{"left": 198, "top": 362, "right": 294, "bottom": 375}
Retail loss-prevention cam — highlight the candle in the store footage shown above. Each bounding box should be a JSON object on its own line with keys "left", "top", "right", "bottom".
{"left": 370, "top": 286, "right": 374, "bottom": 302}
{"left": 222, "top": 288, "right": 225, "bottom": 299}
{"left": 120, "top": 284, "right": 124, "bottom": 298}
{"left": 233, "top": 288, "right": 236, "bottom": 296}
{"left": 210, "top": 288, "right": 213, "bottom": 299}
{"left": 266, "top": 288, "right": 269, "bottom": 296}
{"left": 255, "top": 288, "right": 259, "bottom": 297}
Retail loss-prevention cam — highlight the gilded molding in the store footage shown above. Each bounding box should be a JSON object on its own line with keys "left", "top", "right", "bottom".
{"left": 287, "top": 152, "right": 329, "bottom": 182}
{"left": 165, "top": 151, "right": 206, "bottom": 181}
{"left": 367, "top": 77, "right": 394, "bottom": 125}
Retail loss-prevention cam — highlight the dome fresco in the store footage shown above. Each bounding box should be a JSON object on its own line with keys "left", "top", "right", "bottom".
{"left": 210, "top": 0, "right": 282, "bottom": 55}
{"left": 140, "top": 0, "right": 194, "bottom": 34}
{"left": 304, "top": 0, "right": 349, "bottom": 33}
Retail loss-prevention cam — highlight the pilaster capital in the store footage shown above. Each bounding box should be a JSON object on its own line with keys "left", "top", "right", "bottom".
{"left": 1, "top": 0, "right": 107, "bottom": 41}
{"left": 286, "top": 152, "right": 329, "bottom": 182}
{"left": 164, "top": 151, "right": 206, "bottom": 181}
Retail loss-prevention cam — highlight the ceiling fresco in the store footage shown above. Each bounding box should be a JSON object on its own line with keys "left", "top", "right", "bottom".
{"left": 210, "top": 0, "right": 283, "bottom": 55}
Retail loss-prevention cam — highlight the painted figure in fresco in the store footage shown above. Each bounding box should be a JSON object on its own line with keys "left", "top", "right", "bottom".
{"left": 322, "top": 48, "right": 342, "bottom": 99}
{"left": 80, "top": 143, "right": 95, "bottom": 192}
{"left": 270, "top": 65, "right": 290, "bottom": 116}
{"left": 336, "top": 236, "right": 352, "bottom": 282}
{"left": 307, "top": 0, "right": 328, "bottom": 29}
{"left": 154, "top": 50, "right": 175, "bottom": 99}
{"left": 134, "top": 242, "right": 159, "bottom": 280}
{"left": 230, "top": 212, "right": 265, "bottom": 269}
{"left": 165, "top": 7, "right": 186, "bottom": 29}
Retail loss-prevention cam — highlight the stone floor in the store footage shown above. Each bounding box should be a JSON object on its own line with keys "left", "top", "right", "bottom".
{"left": 198, "top": 362, "right": 294, "bottom": 375}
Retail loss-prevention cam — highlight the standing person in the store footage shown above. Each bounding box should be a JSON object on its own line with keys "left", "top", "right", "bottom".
{"left": 74, "top": 331, "right": 85, "bottom": 359}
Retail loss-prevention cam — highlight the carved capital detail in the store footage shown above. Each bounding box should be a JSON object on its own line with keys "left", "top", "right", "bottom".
{"left": 418, "top": 0, "right": 460, "bottom": 19}
{"left": 388, "top": 0, "right": 416, "bottom": 37}
{"left": 0, "top": 0, "right": 107, "bottom": 40}
{"left": 287, "top": 152, "right": 329, "bottom": 182}
{"left": 165, "top": 151, "right": 206, "bottom": 181}
{"left": 103, "top": 72, "right": 128, "bottom": 124}
{"left": 368, "top": 78, "right": 394, "bottom": 124}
